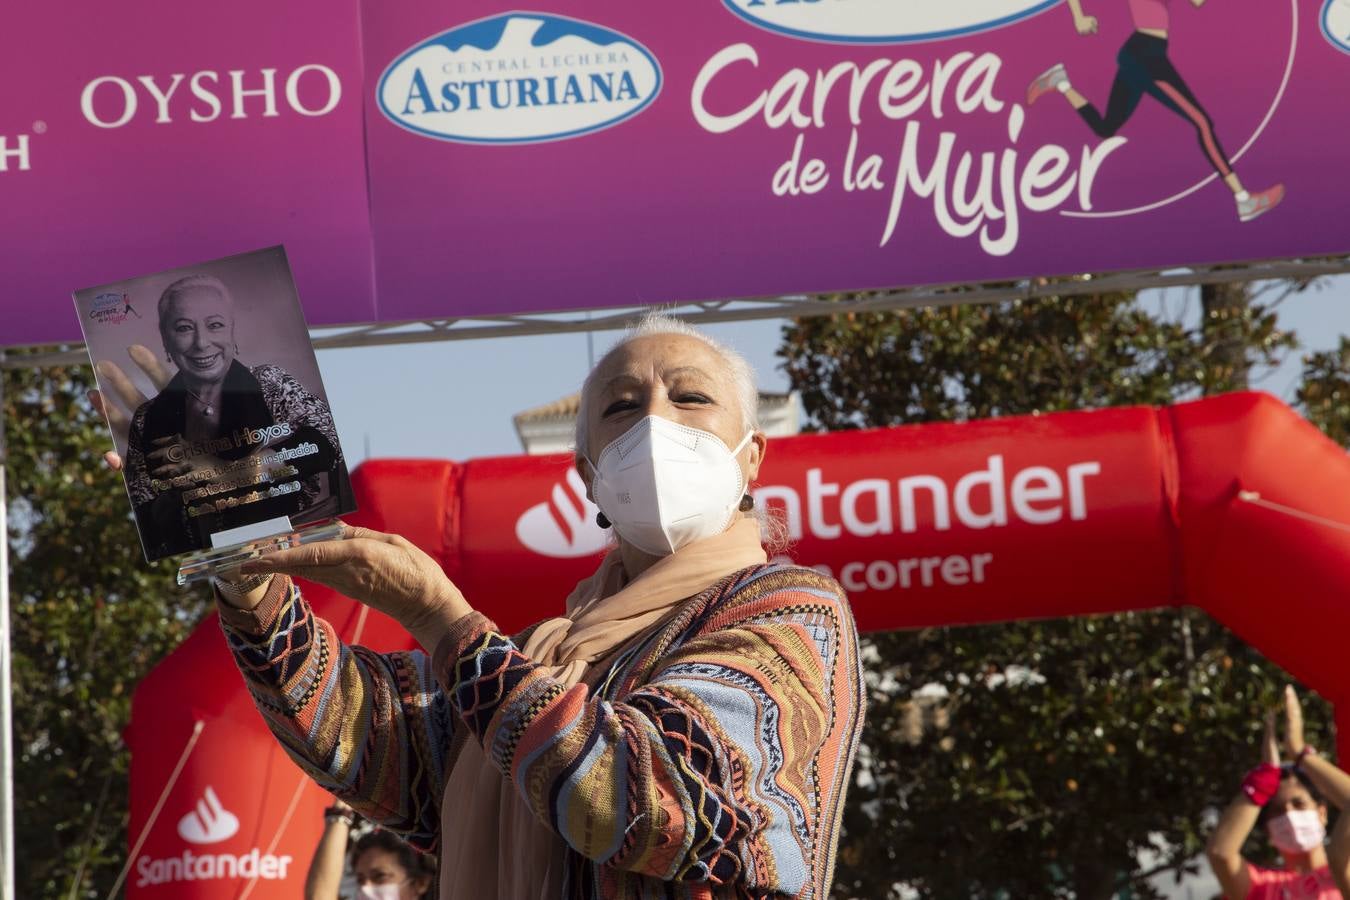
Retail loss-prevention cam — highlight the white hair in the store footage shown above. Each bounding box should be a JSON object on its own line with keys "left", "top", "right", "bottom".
{"left": 574, "top": 312, "right": 759, "bottom": 461}
{"left": 157, "top": 273, "right": 234, "bottom": 332}
{"left": 574, "top": 313, "right": 792, "bottom": 556}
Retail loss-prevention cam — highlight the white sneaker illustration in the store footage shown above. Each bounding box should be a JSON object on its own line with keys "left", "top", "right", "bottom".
{"left": 176, "top": 786, "right": 240, "bottom": 845}
{"left": 1237, "top": 184, "right": 1285, "bottom": 222}
{"left": 515, "top": 469, "right": 610, "bottom": 559}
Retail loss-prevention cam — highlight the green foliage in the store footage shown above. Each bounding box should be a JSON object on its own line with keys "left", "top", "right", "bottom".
{"left": 3, "top": 352, "right": 208, "bottom": 899}
{"left": 1297, "top": 336, "right": 1350, "bottom": 445}
{"left": 777, "top": 288, "right": 1326, "bottom": 900}
{"left": 780, "top": 287, "right": 1292, "bottom": 430}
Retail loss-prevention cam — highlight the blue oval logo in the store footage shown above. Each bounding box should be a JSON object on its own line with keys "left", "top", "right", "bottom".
{"left": 1323, "top": 0, "right": 1350, "bottom": 54}
{"left": 377, "top": 12, "right": 662, "bottom": 144}
{"left": 721, "top": 0, "right": 1060, "bottom": 44}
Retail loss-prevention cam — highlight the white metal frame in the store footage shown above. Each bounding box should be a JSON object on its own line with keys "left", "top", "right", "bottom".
{"left": 8, "top": 257, "right": 1347, "bottom": 370}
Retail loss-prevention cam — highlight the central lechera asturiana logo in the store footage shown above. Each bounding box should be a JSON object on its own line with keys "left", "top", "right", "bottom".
{"left": 377, "top": 12, "right": 662, "bottom": 144}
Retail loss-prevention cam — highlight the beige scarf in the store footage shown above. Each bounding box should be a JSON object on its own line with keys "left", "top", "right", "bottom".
{"left": 438, "top": 517, "right": 768, "bottom": 899}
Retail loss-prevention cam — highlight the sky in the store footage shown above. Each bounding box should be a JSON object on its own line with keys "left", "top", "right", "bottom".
{"left": 314, "top": 316, "right": 799, "bottom": 465}
{"left": 314, "top": 275, "right": 1350, "bottom": 468}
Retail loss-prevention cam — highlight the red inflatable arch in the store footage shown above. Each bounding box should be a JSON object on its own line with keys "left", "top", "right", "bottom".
{"left": 124, "top": 391, "right": 1350, "bottom": 898}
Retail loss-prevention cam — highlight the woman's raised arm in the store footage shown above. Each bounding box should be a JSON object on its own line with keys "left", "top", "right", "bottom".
{"left": 219, "top": 574, "right": 453, "bottom": 851}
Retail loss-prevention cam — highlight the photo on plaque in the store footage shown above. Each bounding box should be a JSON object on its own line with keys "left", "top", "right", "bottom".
{"left": 74, "top": 246, "right": 355, "bottom": 563}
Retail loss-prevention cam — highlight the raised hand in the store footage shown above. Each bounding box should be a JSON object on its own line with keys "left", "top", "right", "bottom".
{"left": 1263, "top": 711, "right": 1281, "bottom": 766}
{"left": 239, "top": 524, "right": 472, "bottom": 649}
{"left": 1283, "top": 684, "right": 1306, "bottom": 757}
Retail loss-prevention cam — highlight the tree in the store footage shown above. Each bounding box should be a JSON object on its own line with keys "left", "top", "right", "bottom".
{"left": 2, "top": 352, "right": 209, "bottom": 899}
{"left": 778, "top": 285, "right": 1333, "bottom": 899}
{"left": 1297, "top": 336, "right": 1350, "bottom": 444}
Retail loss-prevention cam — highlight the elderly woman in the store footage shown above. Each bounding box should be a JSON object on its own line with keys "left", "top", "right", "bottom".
{"left": 1206, "top": 686, "right": 1350, "bottom": 898}
{"left": 145, "top": 315, "right": 866, "bottom": 899}
{"left": 116, "top": 273, "right": 351, "bottom": 557}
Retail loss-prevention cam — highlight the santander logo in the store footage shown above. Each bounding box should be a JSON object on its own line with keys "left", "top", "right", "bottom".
{"left": 721, "top": 0, "right": 1058, "bottom": 44}
{"left": 135, "top": 784, "right": 294, "bottom": 887}
{"left": 515, "top": 469, "right": 610, "bottom": 558}
{"left": 177, "top": 786, "right": 239, "bottom": 845}
{"left": 377, "top": 12, "right": 662, "bottom": 144}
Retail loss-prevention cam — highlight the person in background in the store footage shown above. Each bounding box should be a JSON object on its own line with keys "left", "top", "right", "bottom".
{"left": 305, "top": 798, "right": 436, "bottom": 900}
{"left": 348, "top": 831, "right": 437, "bottom": 900}
{"left": 1206, "top": 686, "right": 1350, "bottom": 898}
{"left": 306, "top": 797, "right": 359, "bottom": 900}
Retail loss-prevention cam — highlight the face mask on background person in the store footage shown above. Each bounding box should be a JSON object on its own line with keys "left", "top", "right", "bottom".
{"left": 358, "top": 883, "right": 405, "bottom": 900}
{"left": 1268, "top": 809, "right": 1326, "bottom": 853}
{"left": 588, "top": 415, "right": 754, "bottom": 557}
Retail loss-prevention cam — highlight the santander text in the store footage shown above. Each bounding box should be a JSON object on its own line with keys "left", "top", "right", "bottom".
{"left": 136, "top": 848, "right": 293, "bottom": 887}
{"left": 753, "top": 455, "right": 1101, "bottom": 541}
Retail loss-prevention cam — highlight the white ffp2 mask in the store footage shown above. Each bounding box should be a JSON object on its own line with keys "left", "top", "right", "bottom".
{"left": 358, "top": 885, "right": 404, "bottom": 900}
{"left": 1268, "top": 809, "right": 1326, "bottom": 853}
{"left": 588, "top": 416, "right": 753, "bottom": 557}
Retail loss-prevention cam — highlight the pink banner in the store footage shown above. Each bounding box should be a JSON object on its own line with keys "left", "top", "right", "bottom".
{"left": 5, "top": 2, "right": 1349, "bottom": 347}
{"left": 364, "top": 0, "right": 1349, "bottom": 321}
{"left": 1, "top": 2, "right": 374, "bottom": 346}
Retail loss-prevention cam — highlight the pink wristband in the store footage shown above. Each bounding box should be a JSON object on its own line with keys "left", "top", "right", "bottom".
{"left": 1241, "top": 762, "right": 1281, "bottom": 806}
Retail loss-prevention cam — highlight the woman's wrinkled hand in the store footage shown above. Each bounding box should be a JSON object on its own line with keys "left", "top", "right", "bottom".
{"left": 239, "top": 524, "right": 472, "bottom": 649}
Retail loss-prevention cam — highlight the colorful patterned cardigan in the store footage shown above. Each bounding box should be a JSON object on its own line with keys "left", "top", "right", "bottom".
{"left": 220, "top": 562, "right": 865, "bottom": 899}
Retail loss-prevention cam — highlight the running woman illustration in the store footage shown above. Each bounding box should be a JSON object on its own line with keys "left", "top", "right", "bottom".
{"left": 1027, "top": 0, "right": 1284, "bottom": 222}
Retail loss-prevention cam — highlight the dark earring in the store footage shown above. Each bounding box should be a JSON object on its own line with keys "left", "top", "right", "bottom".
{"left": 596, "top": 511, "right": 611, "bottom": 529}
{"left": 738, "top": 494, "right": 755, "bottom": 512}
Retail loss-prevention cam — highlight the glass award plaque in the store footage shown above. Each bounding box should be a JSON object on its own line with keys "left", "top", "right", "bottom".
{"left": 73, "top": 246, "right": 356, "bottom": 584}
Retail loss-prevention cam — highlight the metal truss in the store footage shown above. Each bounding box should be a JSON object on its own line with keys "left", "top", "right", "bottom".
{"left": 7, "top": 256, "right": 1348, "bottom": 369}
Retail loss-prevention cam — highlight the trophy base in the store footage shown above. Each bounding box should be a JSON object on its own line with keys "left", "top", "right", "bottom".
{"left": 176, "top": 521, "right": 345, "bottom": 586}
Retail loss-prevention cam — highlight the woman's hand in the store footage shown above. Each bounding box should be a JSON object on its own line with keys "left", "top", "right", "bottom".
{"left": 1263, "top": 710, "right": 1281, "bottom": 766}
{"left": 1075, "top": 14, "right": 1099, "bottom": 35}
{"left": 1283, "top": 684, "right": 1306, "bottom": 757}
{"left": 239, "top": 524, "right": 472, "bottom": 649}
